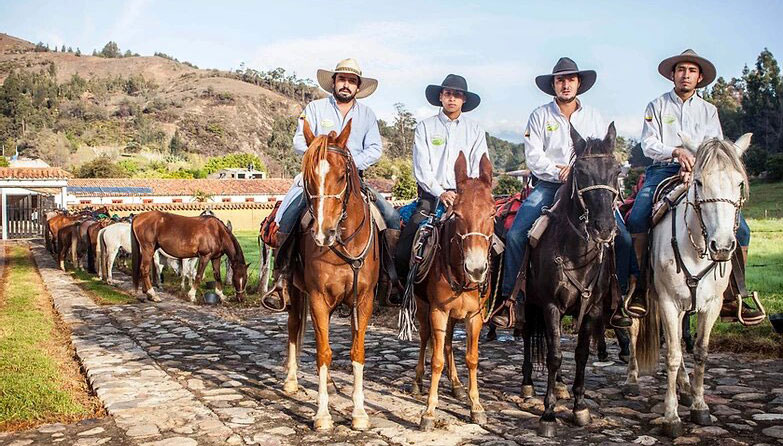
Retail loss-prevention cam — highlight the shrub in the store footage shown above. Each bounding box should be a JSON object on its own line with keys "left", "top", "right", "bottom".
{"left": 493, "top": 174, "right": 523, "bottom": 196}
{"left": 766, "top": 154, "right": 783, "bottom": 181}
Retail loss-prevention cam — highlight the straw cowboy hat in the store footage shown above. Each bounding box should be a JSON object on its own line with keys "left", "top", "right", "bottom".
{"left": 316, "top": 58, "right": 378, "bottom": 99}
{"left": 535, "top": 57, "right": 597, "bottom": 96}
{"left": 425, "top": 74, "right": 481, "bottom": 112}
{"left": 658, "top": 49, "right": 716, "bottom": 88}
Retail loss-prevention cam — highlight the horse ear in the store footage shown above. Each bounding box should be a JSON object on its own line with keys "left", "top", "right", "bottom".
{"left": 678, "top": 131, "right": 698, "bottom": 154}
{"left": 454, "top": 151, "right": 468, "bottom": 187}
{"left": 570, "top": 125, "right": 586, "bottom": 156}
{"left": 226, "top": 220, "right": 233, "bottom": 232}
{"left": 479, "top": 153, "right": 493, "bottom": 186}
{"left": 303, "top": 119, "right": 316, "bottom": 146}
{"left": 335, "top": 119, "right": 352, "bottom": 148}
{"left": 604, "top": 122, "right": 617, "bottom": 150}
{"left": 734, "top": 133, "right": 752, "bottom": 156}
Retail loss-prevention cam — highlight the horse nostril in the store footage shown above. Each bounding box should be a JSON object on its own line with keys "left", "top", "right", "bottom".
{"left": 709, "top": 240, "right": 718, "bottom": 252}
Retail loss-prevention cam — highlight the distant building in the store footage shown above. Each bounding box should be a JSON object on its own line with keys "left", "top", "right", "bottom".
{"left": 209, "top": 167, "right": 267, "bottom": 179}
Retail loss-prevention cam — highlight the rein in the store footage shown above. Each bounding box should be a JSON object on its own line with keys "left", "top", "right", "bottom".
{"left": 570, "top": 153, "right": 619, "bottom": 243}
{"left": 439, "top": 216, "right": 493, "bottom": 296}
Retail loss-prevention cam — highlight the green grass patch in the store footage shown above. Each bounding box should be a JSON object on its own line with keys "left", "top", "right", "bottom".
{"left": 745, "top": 181, "right": 783, "bottom": 219}
{"left": 0, "top": 246, "right": 88, "bottom": 428}
{"left": 70, "top": 269, "right": 135, "bottom": 305}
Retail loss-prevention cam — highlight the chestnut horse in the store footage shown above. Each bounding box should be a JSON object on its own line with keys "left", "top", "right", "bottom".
{"left": 130, "top": 211, "right": 248, "bottom": 302}
{"left": 283, "top": 120, "right": 379, "bottom": 432}
{"left": 412, "top": 152, "right": 495, "bottom": 430}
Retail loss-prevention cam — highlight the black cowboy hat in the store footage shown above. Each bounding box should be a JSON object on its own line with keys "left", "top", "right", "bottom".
{"left": 535, "top": 57, "right": 597, "bottom": 97}
{"left": 425, "top": 74, "right": 481, "bottom": 112}
{"left": 658, "top": 49, "right": 716, "bottom": 88}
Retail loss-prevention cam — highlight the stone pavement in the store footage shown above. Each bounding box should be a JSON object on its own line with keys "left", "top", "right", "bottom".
{"left": 2, "top": 242, "right": 782, "bottom": 445}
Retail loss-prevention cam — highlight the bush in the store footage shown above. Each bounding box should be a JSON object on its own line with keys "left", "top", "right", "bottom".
{"left": 76, "top": 156, "right": 128, "bottom": 178}
{"left": 392, "top": 164, "right": 417, "bottom": 200}
{"left": 493, "top": 174, "right": 523, "bottom": 196}
{"left": 766, "top": 154, "right": 783, "bottom": 181}
{"left": 203, "top": 153, "right": 266, "bottom": 174}
{"left": 0, "top": 157, "right": 8, "bottom": 167}
{"left": 744, "top": 145, "right": 768, "bottom": 177}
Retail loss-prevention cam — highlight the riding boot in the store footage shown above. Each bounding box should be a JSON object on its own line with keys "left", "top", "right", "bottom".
{"left": 261, "top": 232, "right": 292, "bottom": 312}
{"left": 720, "top": 246, "right": 765, "bottom": 324}
{"left": 625, "top": 233, "right": 649, "bottom": 318}
{"left": 611, "top": 276, "right": 633, "bottom": 328}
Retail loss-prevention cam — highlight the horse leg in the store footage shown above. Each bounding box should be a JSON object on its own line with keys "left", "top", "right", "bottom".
{"left": 660, "top": 299, "right": 685, "bottom": 437}
{"left": 188, "top": 255, "right": 210, "bottom": 303}
{"left": 623, "top": 319, "right": 641, "bottom": 396}
{"left": 444, "top": 317, "right": 466, "bottom": 399}
{"left": 593, "top": 318, "right": 609, "bottom": 362}
{"left": 107, "top": 246, "right": 118, "bottom": 284}
{"left": 420, "top": 309, "right": 448, "bottom": 431}
{"left": 140, "top": 247, "right": 159, "bottom": 302}
{"left": 349, "top": 290, "right": 373, "bottom": 431}
{"left": 689, "top": 303, "right": 720, "bottom": 426}
{"left": 573, "top": 313, "right": 594, "bottom": 427}
{"left": 538, "top": 305, "right": 562, "bottom": 438}
{"left": 412, "top": 297, "right": 431, "bottom": 397}
{"left": 310, "top": 296, "right": 334, "bottom": 431}
{"left": 211, "top": 257, "right": 225, "bottom": 302}
{"left": 555, "top": 370, "right": 570, "bottom": 400}
{"left": 521, "top": 316, "right": 535, "bottom": 398}
{"left": 465, "top": 312, "right": 486, "bottom": 425}
{"left": 283, "top": 289, "right": 304, "bottom": 394}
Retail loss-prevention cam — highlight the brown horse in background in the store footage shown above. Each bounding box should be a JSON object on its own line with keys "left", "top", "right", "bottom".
{"left": 282, "top": 120, "right": 379, "bottom": 432}
{"left": 130, "top": 210, "right": 248, "bottom": 302}
{"left": 412, "top": 152, "right": 495, "bottom": 430}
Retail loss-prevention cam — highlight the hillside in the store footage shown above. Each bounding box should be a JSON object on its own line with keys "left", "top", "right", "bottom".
{"left": 0, "top": 33, "right": 320, "bottom": 177}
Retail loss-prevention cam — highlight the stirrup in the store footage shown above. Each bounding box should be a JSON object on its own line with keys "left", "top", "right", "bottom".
{"left": 623, "top": 283, "right": 648, "bottom": 319}
{"left": 734, "top": 292, "right": 766, "bottom": 327}
{"left": 610, "top": 307, "right": 632, "bottom": 329}
{"left": 260, "top": 277, "right": 289, "bottom": 312}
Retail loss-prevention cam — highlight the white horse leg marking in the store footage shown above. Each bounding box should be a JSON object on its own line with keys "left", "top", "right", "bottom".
{"left": 352, "top": 361, "right": 369, "bottom": 429}
{"left": 313, "top": 363, "right": 333, "bottom": 430}
{"left": 147, "top": 288, "right": 161, "bottom": 303}
{"left": 283, "top": 340, "right": 298, "bottom": 393}
{"left": 660, "top": 300, "right": 683, "bottom": 424}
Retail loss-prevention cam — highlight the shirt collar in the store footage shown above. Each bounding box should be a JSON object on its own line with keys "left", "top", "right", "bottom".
{"left": 438, "top": 108, "right": 461, "bottom": 125}
{"left": 329, "top": 95, "right": 357, "bottom": 113}
{"left": 550, "top": 98, "right": 583, "bottom": 117}
{"left": 668, "top": 89, "right": 697, "bottom": 105}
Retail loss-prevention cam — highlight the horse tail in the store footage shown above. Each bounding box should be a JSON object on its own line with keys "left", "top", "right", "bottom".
{"left": 71, "top": 225, "right": 79, "bottom": 269}
{"left": 636, "top": 289, "right": 660, "bottom": 376}
{"left": 526, "top": 304, "right": 547, "bottom": 367}
{"left": 131, "top": 221, "right": 141, "bottom": 291}
{"left": 99, "top": 229, "right": 108, "bottom": 281}
{"left": 87, "top": 232, "right": 96, "bottom": 273}
{"left": 45, "top": 220, "right": 52, "bottom": 253}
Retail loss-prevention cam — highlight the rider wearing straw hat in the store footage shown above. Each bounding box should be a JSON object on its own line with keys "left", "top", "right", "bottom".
{"left": 262, "top": 58, "right": 398, "bottom": 311}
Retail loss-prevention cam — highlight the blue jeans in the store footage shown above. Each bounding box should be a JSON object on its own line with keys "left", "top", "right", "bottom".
{"left": 627, "top": 162, "right": 750, "bottom": 246}
{"left": 615, "top": 210, "right": 639, "bottom": 295}
{"left": 278, "top": 185, "right": 399, "bottom": 234}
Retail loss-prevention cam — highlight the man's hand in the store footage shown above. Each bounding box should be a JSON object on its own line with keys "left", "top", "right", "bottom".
{"left": 440, "top": 191, "right": 457, "bottom": 208}
{"left": 555, "top": 164, "right": 571, "bottom": 182}
{"left": 673, "top": 147, "right": 695, "bottom": 172}
{"left": 679, "top": 169, "right": 692, "bottom": 184}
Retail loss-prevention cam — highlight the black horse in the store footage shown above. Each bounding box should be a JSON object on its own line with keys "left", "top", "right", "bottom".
{"left": 520, "top": 123, "right": 622, "bottom": 437}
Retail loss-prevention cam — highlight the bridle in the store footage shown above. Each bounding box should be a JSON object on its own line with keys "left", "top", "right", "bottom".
{"left": 683, "top": 178, "right": 745, "bottom": 259}
{"left": 440, "top": 210, "right": 494, "bottom": 295}
{"left": 568, "top": 153, "right": 620, "bottom": 246}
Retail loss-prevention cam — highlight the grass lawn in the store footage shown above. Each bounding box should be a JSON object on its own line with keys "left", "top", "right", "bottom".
{"left": 0, "top": 245, "right": 98, "bottom": 430}
{"left": 70, "top": 269, "right": 136, "bottom": 305}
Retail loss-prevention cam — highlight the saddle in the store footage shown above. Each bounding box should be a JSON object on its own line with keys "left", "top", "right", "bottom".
{"left": 651, "top": 175, "right": 688, "bottom": 228}
{"left": 260, "top": 201, "right": 283, "bottom": 248}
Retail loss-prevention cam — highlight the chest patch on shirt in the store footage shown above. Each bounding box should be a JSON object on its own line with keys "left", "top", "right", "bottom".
{"left": 320, "top": 119, "right": 335, "bottom": 129}
{"left": 644, "top": 115, "right": 653, "bottom": 122}
{"left": 663, "top": 115, "right": 676, "bottom": 125}
{"left": 431, "top": 135, "right": 445, "bottom": 146}
{"left": 545, "top": 121, "right": 560, "bottom": 132}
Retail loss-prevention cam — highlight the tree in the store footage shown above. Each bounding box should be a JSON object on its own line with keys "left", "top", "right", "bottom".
{"left": 266, "top": 116, "right": 299, "bottom": 177}
{"left": 123, "top": 49, "right": 132, "bottom": 58}
{"left": 61, "top": 45, "right": 66, "bottom": 52}
{"left": 392, "top": 164, "right": 417, "bottom": 200}
{"left": 487, "top": 134, "right": 525, "bottom": 172}
{"left": 741, "top": 49, "right": 782, "bottom": 156}
{"left": 100, "top": 41, "right": 121, "bottom": 58}
{"left": 628, "top": 141, "right": 653, "bottom": 167}
{"left": 76, "top": 156, "right": 128, "bottom": 178}
{"left": 381, "top": 103, "right": 416, "bottom": 159}
{"left": 493, "top": 174, "right": 523, "bottom": 196}
{"left": 75, "top": 48, "right": 81, "bottom": 56}
{"left": 169, "top": 130, "right": 185, "bottom": 155}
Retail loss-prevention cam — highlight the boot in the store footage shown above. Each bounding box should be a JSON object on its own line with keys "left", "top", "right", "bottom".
{"left": 261, "top": 232, "right": 292, "bottom": 312}
{"left": 720, "top": 246, "right": 765, "bottom": 324}
{"left": 625, "top": 233, "right": 649, "bottom": 318}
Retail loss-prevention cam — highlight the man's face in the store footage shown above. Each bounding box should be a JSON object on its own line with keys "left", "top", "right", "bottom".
{"left": 553, "top": 74, "right": 580, "bottom": 103}
{"left": 440, "top": 88, "right": 466, "bottom": 114}
{"left": 333, "top": 73, "right": 360, "bottom": 103}
{"left": 672, "top": 62, "right": 703, "bottom": 94}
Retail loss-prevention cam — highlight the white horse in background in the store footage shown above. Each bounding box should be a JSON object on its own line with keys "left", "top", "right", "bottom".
{"left": 153, "top": 249, "right": 198, "bottom": 295}
{"left": 97, "top": 222, "right": 131, "bottom": 284}
{"left": 626, "top": 133, "right": 752, "bottom": 437}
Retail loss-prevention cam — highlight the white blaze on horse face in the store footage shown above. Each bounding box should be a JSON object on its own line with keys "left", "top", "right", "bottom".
{"left": 699, "top": 166, "right": 742, "bottom": 259}
{"left": 465, "top": 245, "right": 489, "bottom": 283}
{"left": 314, "top": 159, "right": 331, "bottom": 244}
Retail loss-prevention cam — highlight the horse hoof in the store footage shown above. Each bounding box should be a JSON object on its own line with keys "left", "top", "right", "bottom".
{"left": 352, "top": 416, "right": 370, "bottom": 431}
{"left": 662, "top": 420, "right": 683, "bottom": 438}
{"left": 282, "top": 380, "right": 298, "bottom": 395}
{"left": 679, "top": 392, "right": 693, "bottom": 408}
{"left": 411, "top": 382, "right": 421, "bottom": 396}
{"left": 554, "top": 384, "right": 570, "bottom": 400}
{"left": 622, "top": 383, "right": 640, "bottom": 396}
{"left": 470, "top": 410, "right": 487, "bottom": 425}
{"left": 573, "top": 409, "right": 591, "bottom": 426}
{"left": 521, "top": 385, "right": 535, "bottom": 398}
{"left": 452, "top": 385, "right": 467, "bottom": 400}
{"left": 313, "top": 416, "right": 333, "bottom": 431}
{"left": 690, "top": 408, "right": 712, "bottom": 426}
{"left": 537, "top": 420, "right": 557, "bottom": 437}
{"left": 419, "top": 416, "right": 436, "bottom": 432}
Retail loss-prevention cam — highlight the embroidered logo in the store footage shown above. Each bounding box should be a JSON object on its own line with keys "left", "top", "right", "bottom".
{"left": 663, "top": 115, "right": 676, "bottom": 125}
{"left": 320, "top": 119, "right": 335, "bottom": 129}
{"left": 299, "top": 111, "right": 306, "bottom": 120}
{"left": 545, "top": 121, "right": 560, "bottom": 132}
{"left": 431, "top": 136, "right": 445, "bottom": 146}
{"left": 644, "top": 115, "right": 653, "bottom": 122}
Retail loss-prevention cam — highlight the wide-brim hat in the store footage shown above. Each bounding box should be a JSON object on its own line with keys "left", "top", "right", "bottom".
{"left": 535, "top": 57, "right": 596, "bottom": 96}
{"left": 658, "top": 49, "right": 716, "bottom": 88}
{"left": 425, "top": 74, "right": 481, "bottom": 112}
{"left": 316, "top": 58, "right": 378, "bottom": 99}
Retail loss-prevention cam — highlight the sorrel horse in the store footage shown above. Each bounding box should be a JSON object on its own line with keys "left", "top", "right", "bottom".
{"left": 626, "top": 134, "right": 752, "bottom": 437}
{"left": 130, "top": 211, "right": 248, "bottom": 302}
{"left": 412, "top": 152, "right": 495, "bottom": 430}
{"left": 282, "top": 120, "right": 379, "bottom": 432}
{"left": 520, "top": 124, "right": 621, "bottom": 437}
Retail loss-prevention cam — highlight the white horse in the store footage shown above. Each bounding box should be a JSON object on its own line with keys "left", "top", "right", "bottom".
{"left": 97, "top": 222, "right": 132, "bottom": 284}
{"left": 626, "top": 133, "right": 752, "bottom": 437}
{"left": 153, "top": 249, "right": 199, "bottom": 297}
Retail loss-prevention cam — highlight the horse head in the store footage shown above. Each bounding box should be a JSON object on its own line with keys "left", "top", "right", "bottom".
{"left": 569, "top": 123, "right": 620, "bottom": 244}
{"left": 683, "top": 132, "right": 751, "bottom": 261}
{"left": 231, "top": 260, "right": 250, "bottom": 301}
{"left": 301, "top": 118, "right": 356, "bottom": 247}
{"left": 453, "top": 152, "right": 494, "bottom": 283}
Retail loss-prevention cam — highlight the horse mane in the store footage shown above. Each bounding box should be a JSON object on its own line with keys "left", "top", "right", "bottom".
{"left": 302, "top": 134, "right": 330, "bottom": 186}
{"left": 204, "top": 215, "right": 245, "bottom": 264}
{"left": 560, "top": 136, "right": 615, "bottom": 206}
{"left": 694, "top": 137, "right": 749, "bottom": 200}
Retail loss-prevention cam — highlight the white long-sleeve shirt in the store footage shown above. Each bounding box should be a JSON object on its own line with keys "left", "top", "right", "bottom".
{"left": 292, "top": 96, "right": 382, "bottom": 171}
{"left": 412, "top": 109, "right": 489, "bottom": 198}
{"left": 524, "top": 100, "right": 607, "bottom": 183}
{"left": 641, "top": 90, "right": 723, "bottom": 162}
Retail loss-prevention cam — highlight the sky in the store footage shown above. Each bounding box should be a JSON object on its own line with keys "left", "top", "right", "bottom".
{"left": 1, "top": 0, "right": 782, "bottom": 142}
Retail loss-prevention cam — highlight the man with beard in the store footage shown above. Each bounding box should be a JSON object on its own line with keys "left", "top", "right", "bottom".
{"left": 261, "top": 58, "right": 398, "bottom": 311}
{"left": 491, "top": 57, "right": 633, "bottom": 329}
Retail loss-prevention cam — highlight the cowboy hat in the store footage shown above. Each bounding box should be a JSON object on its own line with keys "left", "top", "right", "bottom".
{"left": 425, "top": 74, "right": 481, "bottom": 112}
{"left": 535, "top": 57, "right": 597, "bottom": 96}
{"left": 316, "top": 58, "right": 378, "bottom": 99}
{"left": 658, "top": 49, "right": 716, "bottom": 88}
